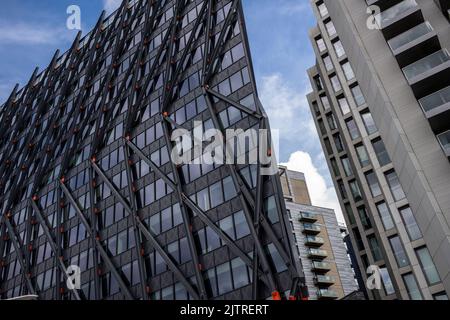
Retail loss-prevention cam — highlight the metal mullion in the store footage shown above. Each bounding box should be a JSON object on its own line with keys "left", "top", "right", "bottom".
{"left": 124, "top": 6, "right": 175, "bottom": 134}
{"left": 55, "top": 187, "right": 63, "bottom": 300}
{"left": 159, "top": 118, "right": 209, "bottom": 299}
{"left": 162, "top": 0, "right": 208, "bottom": 106}
{"left": 134, "top": 217, "right": 200, "bottom": 299}
{"left": 87, "top": 167, "right": 101, "bottom": 300}
{"left": 3, "top": 218, "right": 36, "bottom": 295}
{"left": 205, "top": 88, "right": 262, "bottom": 119}
{"left": 124, "top": 136, "right": 268, "bottom": 285}
{"left": 204, "top": 0, "right": 239, "bottom": 83}
{"left": 161, "top": 0, "right": 187, "bottom": 109}
{"left": 201, "top": 0, "right": 214, "bottom": 84}
{"left": 29, "top": 200, "right": 82, "bottom": 300}
{"left": 90, "top": 160, "right": 201, "bottom": 299}
{"left": 201, "top": 88, "right": 278, "bottom": 291}
{"left": 89, "top": 0, "right": 148, "bottom": 155}
{"left": 123, "top": 145, "right": 149, "bottom": 299}
{"left": 124, "top": 0, "right": 162, "bottom": 133}
{"left": 59, "top": 181, "right": 135, "bottom": 300}
{"left": 124, "top": 138, "right": 176, "bottom": 190}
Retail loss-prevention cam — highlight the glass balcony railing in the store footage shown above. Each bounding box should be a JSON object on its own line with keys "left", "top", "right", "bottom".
{"left": 419, "top": 86, "right": 450, "bottom": 113}
{"left": 308, "top": 248, "right": 328, "bottom": 257}
{"left": 317, "top": 289, "right": 338, "bottom": 299}
{"left": 375, "top": 0, "right": 418, "bottom": 28}
{"left": 305, "top": 236, "right": 325, "bottom": 246}
{"left": 388, "top": 21, "right": 434, "bottom": 51}
{"left": 437, "top": 131, "right": 450, "bottom": 154}
{"left": 312, "top": 261, "right": 331, "bottom": 270}
{"left": 302, "top": 223, "right": 321, "bottom": 233}
{"left": 402, "top": 49, "right": 450, "bottom": 81}
{"left": 315, "top": 275, "right": 335, "bottom": 284}
{"left": 299, "top": 212, "right": 317, "bottom": 222}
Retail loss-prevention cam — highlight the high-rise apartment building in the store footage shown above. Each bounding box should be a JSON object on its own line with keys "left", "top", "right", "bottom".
{"left": 0, "top": 0, "right": 306, "bottom": 300}
{"left": 307, "top": 0, "right": 450, "bottom": 300}
{"left": 279, "top": 167, "right": 359, "bottom": 299}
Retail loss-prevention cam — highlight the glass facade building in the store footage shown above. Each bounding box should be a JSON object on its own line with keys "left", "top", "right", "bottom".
{"left": 0, "top": 0, "right": 304, "bottom": 300}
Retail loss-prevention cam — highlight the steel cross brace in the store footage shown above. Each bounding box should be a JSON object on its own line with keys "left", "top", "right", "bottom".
{"left": 59, "top": 181, "right": 135, "bottom": 300}
{"left": 123, "top": 137, "right": 270, "bottom": 287}
{"left": 2, "top": 216, "right": 36, "bottom": 295}
{"left": 123, "top": 144, "right": 151, "bottom": 299}
{"left": 29, "top": 200, "right": 82, "bottom": 300}
{"left": 89, "top": 160, "right": 201, "bottom": 299}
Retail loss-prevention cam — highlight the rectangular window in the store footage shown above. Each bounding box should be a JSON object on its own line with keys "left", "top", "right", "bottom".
{"left": 351, "top": 85, "right": 366, "bottom": 106}
{"left": 333, "top": 133, "right": 344, "bottom": 152}
{"left": 380, "top": 267, "right": 395, "bottom": 295}
{"left": 341, "top": 156, "right": 353, "bottom": 177}
{"left": 330, "top": 158, "right": 340, "bottom": 176}
{"left": 376, "top": 202, "right": 395, "bottom": 230}
{"left": 355, "top": 144, "right": 370, "bottom": 167}
{"left": 346, "top": 118, "right": 360, "bottom": 140}
{"left": 368, "top": 234, "right": 383, "bottom": 261}
{"left": 389, "top": 236, "right": 409, "bottom": 268}
{"left": 415, "top": 247, "right": 440, "bottom": 285}
{"left": 338, "top": 97, "right": 350, "bottom": 115}
{"left": 403, "top": 273, "right": 422, "bottom": 300}
{"left": 216, "top": 262, "right": 233, "bottom": 295}
{"left": 349, "top": 180, "right": 363, "bottom": 202}
{"left": 373, "top": 138, "right": 391, "bottom": 167}
{"left": 361, "top": 111, "right": 377, "bottom": 135}
{"left": 323, "top": 55, "right": 333, "bottom": 71}
{"left": 209, "top": 181, "right": 224, "bottom": 208}
{"left": 316, "top": 37, "right": 326, "bottom": 52}
{"left": 366, "top": 171, "right": 382, "bottom": 197}
{"left": 326, "top": 113, "right": 337, "bottom": 130}
{"left": 318, "top": 2, "right": 329, "bottom": 17}
{"left": 385, "top": 170, "right": 405, "bottom": 201}
{"left": 342, "top": 61, "right": 355, "bottom": 80}
{"left": 400, "top": 207, "right": 422, "bottom": 241}
{"left": 330, "top": 75, "right": 342, "bottom": 92}
{"left": 358, "top": 206, "right": 372, "bottom": 230}
{"left": 333, "top": 40, "right": 345, "bottom": 58}
{"left": 325, "top": 21, "right": 337, "bottom": 37}
{"left": 320, "top": 95, "right": 330, "bottom": 110}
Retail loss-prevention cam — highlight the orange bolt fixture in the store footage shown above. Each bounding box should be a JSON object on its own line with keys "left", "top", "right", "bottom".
{"left": 272, "top": 291, "right": 282, "bottom": 301}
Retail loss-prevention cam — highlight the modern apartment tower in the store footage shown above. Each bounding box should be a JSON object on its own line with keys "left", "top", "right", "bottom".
{"left": 279, "top": 167, "right": 360, "bottom": 299}
{"left": 307, "top": 0, "right": 450, "bottom": 300}
{"left": 0, "top": 0, "right": 306, "bottom": 300}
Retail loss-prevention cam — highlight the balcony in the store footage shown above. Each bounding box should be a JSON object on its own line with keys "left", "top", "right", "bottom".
{"left": 437, "top": 131, "right": 450, "bottom": 159}
{"left": 419, "top": 86, "right": 450, "bottom": 133}
{"left": 387, "top": 22, "right": 440, "bottom": 68}
{"left": 305, "top": 236, "right": 325, "bottom": 247}
{"left": 312, "top": 261, "right": 331, "bottom": 272}
{"left": 317, "top": 289, "right": 338, "bottom": 300}
{"left": 375, "top": 0, "right": 424, "bottom": 39}
{"left": 402, "top": 49, "right": 450, "bottom": 98}
{"left": 302, "top": 223, "right": 321, "bottom": 235}
{"left": 307, "top": 248, "right": 328, "bottom": 259}
{"left": 314, "top": 275, "right": 335, "bottom": 286}
{"left": 299, "top": 212, "right": 317, "bottom": 222}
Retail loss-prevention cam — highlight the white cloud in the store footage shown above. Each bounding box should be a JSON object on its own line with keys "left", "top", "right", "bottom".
{"left": 0, "top": 23, "right": 70, "bottom": 45}
{"left": 103, "top": 0, "right": 123, "bottom": 13}
{"left": 259, "top": 73, "right": 311, "bottom": 140}
{"left": 281, "top": 151, "right": 345, "bottom": 224}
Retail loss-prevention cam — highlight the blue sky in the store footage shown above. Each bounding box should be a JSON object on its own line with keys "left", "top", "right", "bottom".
{"left": 0, "top": 0, "right": 343, "bottom": 222}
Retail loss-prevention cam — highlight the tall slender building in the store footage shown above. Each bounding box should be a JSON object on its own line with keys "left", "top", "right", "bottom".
{"left": 307, "top": 0, "right": 450, "bottom": 300}
{"left": 0, "top": 0, "right": 305, "bottom": 300}
{"left": 279, "top": 167, "right": 360, "bottom": 300}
